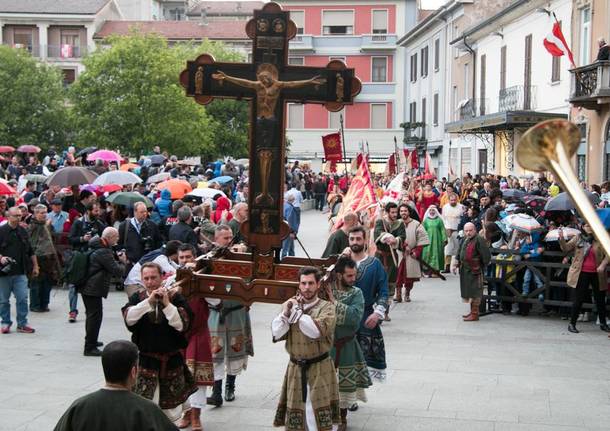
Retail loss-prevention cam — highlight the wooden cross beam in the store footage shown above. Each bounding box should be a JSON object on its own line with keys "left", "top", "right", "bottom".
{"left": 178, "top": 2, "right": 360, "bottom": 304}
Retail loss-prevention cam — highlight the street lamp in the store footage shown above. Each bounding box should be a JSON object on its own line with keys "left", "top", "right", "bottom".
{"left": 400, "top": 121, "right": 428, "bottom": 175}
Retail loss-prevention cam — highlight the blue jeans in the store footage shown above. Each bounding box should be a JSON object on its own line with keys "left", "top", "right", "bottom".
{"left": 281, "top": 237, "right": 295, "bottom": 258}
{"left": 30, "top": 276, "right": 53, "bottom": 311}
{"left": 0, "top": 275, "right": 29, "bottom": 327}
{"left": 68, "top": 284, "right": 79, "bottom": 314}
{"left": 522, "top": 268, "right": 543, "bottom": 296}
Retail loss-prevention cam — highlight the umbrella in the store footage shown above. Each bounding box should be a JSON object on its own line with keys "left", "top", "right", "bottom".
{"left": 146, "top": 172, "right": 170, "bottom": 184}
{"left": 76, "top": 146, "right": 97, "bottom": 157}
{"left": 0, "top": 146, "right": 15, "bottom": 153}
{"left": 87, "top": 150, "right": 122, "bottom": 163}
{"left": 24, "top": 174, "right": 47, "bottom": 183}
{"left": 523, "top": 195, "right": 547, "bottom": 209}
{"left": 101, "top": 184, "right": 123, "bottom": 194}
{"left": 208, "top": 176, "right": 234, "bottom": 185}
{"left": 544, "top": 191, "right": 600, "bottom": 212}
{"left": 503, "top": 213, "right": 542, "bottom": 233}
{"left": 178, "top": 159, "right": 198, "bottom": 166}
{"left": 17, "top": 145, "right": 41, "bottom": 153}
{"left": 187, "top": 188, "right": 226, "bottom": 199}
{"left": 157, "top": 179, "right": 192, "bottom": 199}
{"left": 0, "top": 182, "right": 16, "bottom": 195}
{"left": 45, "top": 167, "right": 98, "bottom": 187}
{"left": 596, "top": 208, "right": 610, "bottom": 229}
{"left": 93, "top": 171, "right": 142, "bottom": 186}
{"left": 106, "top": 192, "right": 153, "bottom": 208}
{"left": 120, "top": 163, "right": 140, "bottom": 172}
{"left": 502, "top": 189, "right": 526, "bottom": 200}
{"left": 147, "top": 154, "right": 166, "bottom": 166}
{"left": 544, "top": 227, "right": 581, "bottom": 242}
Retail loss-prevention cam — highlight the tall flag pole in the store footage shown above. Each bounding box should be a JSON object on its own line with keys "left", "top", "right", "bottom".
{"left": 339, "top": 113, "right": 348, "bottom": 175}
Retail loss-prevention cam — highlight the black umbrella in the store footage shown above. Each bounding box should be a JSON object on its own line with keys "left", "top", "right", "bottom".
{"left": 544, "top": 191, "right": 600, "bottom": 212}
{"left": 502, "top": 189, "right": 526, "bottom": 200}
{"left": 45, "top": 167, "right": 98, "bottom": 187}
{"left": 75, "top": 147, "right": 97, "bottom": 157}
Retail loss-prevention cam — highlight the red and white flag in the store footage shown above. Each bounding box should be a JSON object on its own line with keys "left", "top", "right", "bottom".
{"left": 60, "top": 44, "right": 73, "bottom": 58}
{"left": 543, "top": 22, "right": 575, "bottom": 68}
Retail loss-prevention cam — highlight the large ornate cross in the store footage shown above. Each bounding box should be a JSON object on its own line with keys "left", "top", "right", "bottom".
{"left": 178, "top": 2, "right": 360, "bottom": 304}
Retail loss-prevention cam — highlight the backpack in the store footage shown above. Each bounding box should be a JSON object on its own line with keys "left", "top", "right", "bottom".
{"left": 64, "top": 249, "right": 96, "bottom": 288}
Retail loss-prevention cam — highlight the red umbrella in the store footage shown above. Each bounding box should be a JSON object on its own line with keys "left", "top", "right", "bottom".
{"left": 0, "top": 182, "right": 16, "bottom": 195}
{"left": 101, "top": 184, "right": 123, "bottom": 194}
{"left": 17, "top": 145, "right": 41, "bottom": 153}
{"left": 0, "top": 146, "right": 15, "bottom": 153}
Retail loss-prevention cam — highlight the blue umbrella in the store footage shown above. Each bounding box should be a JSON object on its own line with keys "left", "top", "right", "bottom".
{"left": 596, "top": 208, "right": 610, "bottom": 229}
{"left": 208, "top": 176, "right": 234, "bottom": 185}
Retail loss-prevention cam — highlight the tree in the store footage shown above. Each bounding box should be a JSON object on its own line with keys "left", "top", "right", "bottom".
{"left": 70, "top": 33, "right": 216, "bottom": 158}
{"left": 0, "top": 45, "right": 68, "bottom": 148}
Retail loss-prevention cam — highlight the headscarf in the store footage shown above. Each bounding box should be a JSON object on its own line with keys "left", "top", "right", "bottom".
{"left": 423, "top": 205, "right": 440, "bottom": 221}
{"left": 212, "top": 196, "right": 233, "bottom": 224}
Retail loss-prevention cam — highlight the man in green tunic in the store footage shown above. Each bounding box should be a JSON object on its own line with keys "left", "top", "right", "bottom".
{"left": 272, "top": 267, "right": 340, "bottom": 431}
{"left": 329, "top": 256, "right": 371, "bottom": 431}
{"left": 322, "top": 212, "right": 358, "bottom": 258}
{"left": 453, "top": 222, "right": 491, "bottom": 321}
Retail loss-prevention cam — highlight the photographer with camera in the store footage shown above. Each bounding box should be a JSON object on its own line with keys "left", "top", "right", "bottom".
{"left": 67, "top": 202, "right": 107, "bottom": 323}
{"left": 81, "top": 227, "right": 128, "bottom": 356}
{"left": 118, "top": 202, "right": 162, "bottom": 270}
{"left": 0, "top": 207, "right": 39, "bottom": 334}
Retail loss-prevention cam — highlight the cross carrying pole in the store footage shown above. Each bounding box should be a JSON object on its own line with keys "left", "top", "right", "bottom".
{"left": 178, "top": 2, "right": 361, "bottom": 305}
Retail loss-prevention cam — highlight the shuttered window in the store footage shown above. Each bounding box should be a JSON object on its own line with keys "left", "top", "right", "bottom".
{"left": 434, "top": 38, "right": 440, "bottom": 72}
{"left": 551, "top": 22, "right": 562, "bottom": 82}
{"left": 409, "top": 102, "right": 417, "bottom": 123}
{"left": 290, "top": 11, "right": 304, "bottom": 34}
{"left": 410, "top": 53, "right": 418, "bottom": 82}
{"left": 287, "top": 103, "right": 304, "bottom": 129}
{"left": 500, "top": 46, "right": 506, "bottom": 91}
{"left": 421, "top": 46, "right": 428, "bottom": 77}
{"left": 322, "top": 10, "right": 354, "bottom": 34}
{"left": 372, "top": 10, "right": 388, "bottom": 34}
{"left": 480, "top": 54, "right": 486, "bottom": 115}
{"left": 433, "top": 93, "right": 439, "bottom": 126}
{"left": 524, "top": 34, "right": 532, "bottom": 109}
{"left": 372, "top": 57, "right": 387, "bottom": 82}
{"left": 421, "top": 98, "right": 426, "bottom": 137}
{"left": 371, "top": 104, "right": 387, "bottom": 129}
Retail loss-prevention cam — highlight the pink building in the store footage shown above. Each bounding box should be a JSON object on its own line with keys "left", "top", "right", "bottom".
{"left": 281, "top": 0, "right": 417, "bottom": 166}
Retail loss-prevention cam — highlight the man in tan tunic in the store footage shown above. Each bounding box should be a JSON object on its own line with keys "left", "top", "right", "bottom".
{"left": 272, "top": 267, "right": 340, "bottom": 431}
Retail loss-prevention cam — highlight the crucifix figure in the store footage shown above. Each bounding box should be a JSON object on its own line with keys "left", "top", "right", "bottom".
{"left": 178, "top": 2, "right": 361, "bottom": 305}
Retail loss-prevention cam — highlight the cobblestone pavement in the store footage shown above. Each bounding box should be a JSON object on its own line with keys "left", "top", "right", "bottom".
{"left": 1, "top": 210, "right": 610, "bottom": 430}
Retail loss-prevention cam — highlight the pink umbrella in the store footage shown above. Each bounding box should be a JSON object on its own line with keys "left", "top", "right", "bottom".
{"left": 17, "top": 145, "right": 41, "bottom": 153}
{"left": 87, "top": 150, "right": 122, "bottom": 163}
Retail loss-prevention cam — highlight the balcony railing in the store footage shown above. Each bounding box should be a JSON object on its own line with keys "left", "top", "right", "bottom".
{"left": 3, "top": 43, "right": 41, "bottom": 57}
{"left": 569, "top": 61, "right": 610, "bottom": 109}
{"left": 498, "top": 85, "right": 537, "bottom": 111}
{"left": 458, "top": 98, "right": 490, "bottom": 120}
{"left": 361, "top": 33, "right": 397, "bottom": 50}
{"left": 47, "top": 44, "right": 87, "bottom": 59}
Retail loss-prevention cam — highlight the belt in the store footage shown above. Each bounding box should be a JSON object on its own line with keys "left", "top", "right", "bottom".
{"left": 290, "top": 352, "right": 329, "bottom": 402}
{"left": 140, "top": 351, "right": 180, "bottom": 379}
{"left": 333, "top": 335, "right": 354, "bottom": 368}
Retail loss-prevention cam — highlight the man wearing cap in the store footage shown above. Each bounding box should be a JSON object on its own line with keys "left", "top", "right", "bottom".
{"left": 47, "top": 199, "right": 69, "bottom": 233}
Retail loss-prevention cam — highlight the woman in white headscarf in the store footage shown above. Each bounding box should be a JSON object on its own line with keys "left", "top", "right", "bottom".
{"left": 422, "top": 205, "right": 447, "bottom": 275}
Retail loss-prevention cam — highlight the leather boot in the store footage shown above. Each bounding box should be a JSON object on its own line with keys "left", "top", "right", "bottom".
{"left": 191, "top": 407, "right": 203, "bottom": 431}
{"left": 206, "top": 380, "right": 223, "bottom": 407}
{"left": 225, "top": 374, "right": 236, "bottom": 402}
{"left": 337, "top": 408, "right": 348, "bottom": 431}
{"left": 393, "top": 286, "right": 402, "bottom": 303}
{"left": 176, "top": 409, "right": 191, "bottom": 429}
{"left": 463, "top": 302, "right": 479, "bottom": 321}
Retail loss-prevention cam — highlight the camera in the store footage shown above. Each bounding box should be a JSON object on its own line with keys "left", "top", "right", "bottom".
{"left": 141, "top": 236, "right": 154, "bottom": 253}
{"left": 192, "top": 216, "right": 203, "bottom": 224}
{"left": 0, "top": 257, "right": 16, "bottom": 274}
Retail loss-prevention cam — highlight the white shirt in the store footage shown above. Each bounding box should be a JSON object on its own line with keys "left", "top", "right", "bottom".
{"left": 442, "top": 203, "right": 464, "bottom": 230}
{"left": 271, "top": 299, "right": 322, "bottom": 340}
{"left": 124, "top": 254, "right": 178, "bottom": 287}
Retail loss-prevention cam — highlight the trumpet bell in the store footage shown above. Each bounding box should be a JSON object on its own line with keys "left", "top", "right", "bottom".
{"left": 517, "top": 119, "right": 581, "bottom": 172}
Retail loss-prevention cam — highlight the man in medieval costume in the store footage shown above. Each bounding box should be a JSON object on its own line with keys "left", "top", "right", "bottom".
{"left": 322, "top": 212, "right": 359, "bottom": 258}
{"left": 421, "top": 205, "right": 447, "bottom": 276}
{"left": 395, "top": 204, "right": 430, "bottom": 302}
{"left": 272, "top": 266, "right": 340, "bottom": 431}
{"left": 343, "top": 226, "right": 389, "bottom": 383}
{"left": 207, "top": 225, "right": 254, "bottom": 407}
{"left": 373, "top": 202, "right": 405, "bottom": 320}
{"left": 441, "top": 193, "right": 464, "bottom": 273}
{"left": 453, "top": 222, "right": 491, "bottom": 322}
{"left": 122, "top": 262, "right": 197, "bottom": 421}
{"left": 329, "top": 256, "right": 371, "bottom": 431}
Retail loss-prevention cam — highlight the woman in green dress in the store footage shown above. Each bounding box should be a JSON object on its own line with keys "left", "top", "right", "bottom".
{"left": 422, "top": 205, "right": 447, "bottom": 274}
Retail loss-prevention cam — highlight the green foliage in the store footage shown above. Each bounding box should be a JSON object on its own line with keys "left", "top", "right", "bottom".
{"left": 70, "top": 33, "right": 218, "bottom": 158}
{"left": 0, "top": 45, "right": 68, "bottom": 148}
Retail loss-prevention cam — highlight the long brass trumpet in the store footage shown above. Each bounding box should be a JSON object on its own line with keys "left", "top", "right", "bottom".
{"left": 517, "top": 119, "right": 610, "bottom": 257}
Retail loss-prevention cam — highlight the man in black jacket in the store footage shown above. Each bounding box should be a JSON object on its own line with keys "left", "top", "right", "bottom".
{"left": 118, "top": 202, "right": 162, "bottom": 267}
{"left": 69, "top": 202, "right": 107, "bottom": 251}
{"left": 169, "top": 206, "right": 198, "bottom": 249}
{"left": 81, "top": 227, "right": 127, "bottom": 356}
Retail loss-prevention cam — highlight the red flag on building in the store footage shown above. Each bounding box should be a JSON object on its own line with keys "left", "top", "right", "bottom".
{"left": 543, "top": 22, "right": 576, "bottom": 67}
{"left": 385, "top": 153, "right": 397, "bottom": 175}
{"left": 410, "top": 150, "right": 419, "bottom": 170}
{"left": 334, "top": 155, "right": 377, "bottom": 229}
{"left": 322, "top": 132, "right": 342, "bottom": 162}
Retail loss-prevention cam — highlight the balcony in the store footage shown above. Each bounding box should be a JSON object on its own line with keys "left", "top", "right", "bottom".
{"left": 47, "top": 45, "right": 87, "bottom": 59}
{"left": 2, "top": 43, "right": 42, "bottom": 57}
{"left": 569, "top": 61, "right": 610, "bottom": 110}
{"left": 457, "top": 98, "right": 490, "bottom": 120}
{"left": 498, "top": 85, "right": 537, "bottom": 112}
{"left": 288, "top": 34, "right": 314, "bottom": 52}
{"left": 361, "top": 33, "right": 397, "bottom": 51}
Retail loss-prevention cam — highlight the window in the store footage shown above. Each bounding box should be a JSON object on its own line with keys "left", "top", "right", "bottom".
{"left": 372, "top": 10, "right": 388, "bottom": 34}
{"left": 524, "top": 34, "right": 532, "bottom": 110}
{"left": 62, "top": 69, "right": 76, "bottom": 87}
{"left": 421, "top": 46, "right": 428, "bottom": 77}
{"left": 372, "top": 57, "right": 387, "bottom": 82}
{"left": 322, "top": 10, "right": 354, "bottom": 35}
{"left": 409, "top": 101, "right": 417, "bottom": 123}
{"left": 371, "top": 104, "right": 386, "bottom": 129}
{"left": 480, "top": 54, "right": 486, "bottom": 115}
{"left": 433, "top": 93, "right": 439, "bottom": 126}
{"left": 552, "top": 22, "right": 563, "bottom": 82}
{"left": 461, "top": 147, "right": 471, "bottom": 175}
{"left": 500, "top": 46, "right": 506, "bottom": 90}
{"left": 410, "top": 53, "right": 418, "bottom": 82}
{"left": 434, "top": 38, "right": 440, "bottom": 72}
{"left": 329, "top": 110, "right": 342, "bottom": 130}
{"left": 450, "top": 147, "right": 459, "bottom": 175}
{"left": 13, "top": 28, "right": 33, "bottom": 50}
{"left": 421, "top": 98, "right": 426, "bottom": 137}
{"left": 288, "top": 57, "right": 304, "bottom": 65}
{"left": 290, "top": 11, "right": 305, "bottom": 34}
{"left": 287, "top": 104, "right": 304, "bottom": 129}
{"left": 452, "top": 86, "right": 457, "bottom": 120}
{"left": 464, "top": 62, "right": 470, "bottom": 99}
{"left": 577, "top": 123, "right": 587, "bottom": 181}
{"left": 580, "top": 7, "right": 591, "bottom": 65}
{"left": 60, "top": 29, "right": 81, "bottom": 58}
